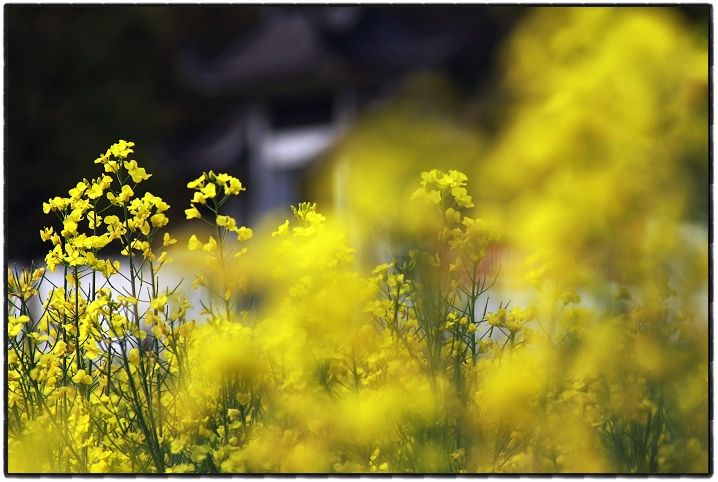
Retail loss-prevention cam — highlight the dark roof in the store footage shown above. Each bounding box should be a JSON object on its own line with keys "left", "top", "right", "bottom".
{"left": 161, "top": 106, "right": 249, "bottom": 171}
{"left": 178, "top": 7, "right": 463, "bottom": 96}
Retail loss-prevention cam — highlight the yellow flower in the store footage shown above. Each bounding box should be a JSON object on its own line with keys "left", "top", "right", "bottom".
{"left": 94, "top": 150, "right": 111, "bottom": 164}
{"left": 87, "top": 212, "right": 102, "bottom": 229}
{"left": 89, "top": 461, "right": 109, "bottom": 473}
{"left": 187, "top": 173, "right": 206, "bottom": 189}
{"left": 217, "top": 215, "right": 237, "bottom": 230}
{"left": 451, "top": 186, "right": 474, "bottom": 208}
{"left": 123, "top": 160, "right": 152, "bottom": 183}
{"left": 40, "top": 226, "right": 54, "bottom": 242}
{"left": 110, "top": 139, "right": 135, "bottom": 158}
{"left": 200, "top": 183, "right": 217, "bottom": 199}
{"left": 150, "top": 295, "right": 168, "bottom": 311}
{"left": 31, "top": 267, "right": 44, "bottom": 282}
{"left": 487, "top": 308, "right": 507, "bottom": 327}
{"left": 505, "top": 307, "right": 526, "bottom": 333}
{"left": 8, "top": 315, "right": 29, "bottom": 337}
{"left": 170, "top": 435, "right": 188, "bottom": 455}
{"left": 234, "top": 226, "right": 253, "bottom": 242}
{"left": 272, "top": 220, "right": 290, "bottom": 237}
{"left": 118, "top": 295, "right": 138, "bottom": 305}
{"left": 446, "top": 207, "right": 461, "bottom": 224}
{"left": 83, "top": 343, "right": 101, "bottom": 361}
{"left": 71, "top": 369, "right": 93, "bottom": 385}
{"left": 107, "top": 185, "right": 134, "bottom": 205}
{"left": 62, "top": 220, "right": 78, "bottom": 237}
{"left": 154, "top": 198, "right": 170, "bottom": 212}
{"left": 140, "top": 220, "right": 151, "bottom": 236}
{"left": 188, "top": 235, "right": 203, "bottom": 251}
{"left": 150, "top": 213, "right": 169, "bottom": 228}
{"left": 560, "top": 288, "right": 581, "bottom": 305}
{"left": 163, "top": 232, "right": 177, "bottom": 247}
{"left": 42, "top": 196, "right": 70, "bottom": 214}
{"left": 191, "top": 191, "right": 207, "bottom": 205}
{"left": 185, "top": 205, "right": 202, "bottom": 220}
{"left": 156, "top": 251, "right": 172, "bottom": 268}
{"left": 85, "top": 182, "right": 104, "bottom": 199}
{"left": 411, "top": 187, "right": 442, "bottom": 205}
{"left": 128, "top": 348, "right": 140, "bottom": 366}
{"left": 68, "top": 181, "right": 88, "bottom": 200}
{"left": 225, "top": 177, "right": 245, "bottom": 195}
{"left": 45, "top": 245, "right": 64, "bottom": 272}
{"left": 191, "top": 273, "right": 206, "bottom": 289}
{"left": 104, "top": 160, "right": 120, "bottom": 173}
{"left": 214, "top": 173, "right": 231, "bottom": 185}
{"left": 104, "top": 214, "right": 120, "bottom": 226}
{"left": 203, "top": 236, "right": 218, "bottom": 252}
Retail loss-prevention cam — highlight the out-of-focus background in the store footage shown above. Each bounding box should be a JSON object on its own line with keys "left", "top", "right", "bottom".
{"left": 6, "top": 6, "right": 710, "bottom": 285}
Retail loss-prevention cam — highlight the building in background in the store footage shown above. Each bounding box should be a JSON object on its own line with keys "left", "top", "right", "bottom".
{"left": 166, "top": 6, "right": 504, "bottom": 224}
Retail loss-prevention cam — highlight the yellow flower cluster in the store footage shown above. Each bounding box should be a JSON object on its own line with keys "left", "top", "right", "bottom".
{"left": 7, "top": 146, "right": 707, "bottom": 474}
{"left": 411, "top": 168, "right": 474, "bottom": 210}
{"left": 41, "top": 140, "right": 173, "bottom": 276}
{"left": 185, "top": 171, "right": 245, "bottom": 220}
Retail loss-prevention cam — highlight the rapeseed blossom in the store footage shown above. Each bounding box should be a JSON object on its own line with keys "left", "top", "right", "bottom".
{"left": 10, "top": 143, "right": 706, "bottom": 473}
{"left": 6, "top": 10, "right": 708, "bottom": 471}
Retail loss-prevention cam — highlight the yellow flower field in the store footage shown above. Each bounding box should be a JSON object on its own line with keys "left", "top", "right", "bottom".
{"left": 7, "top": 136, "right": 708, "bottom": 473}
{"left": 6, "top": 8, "right": 708, "bottom": 475}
